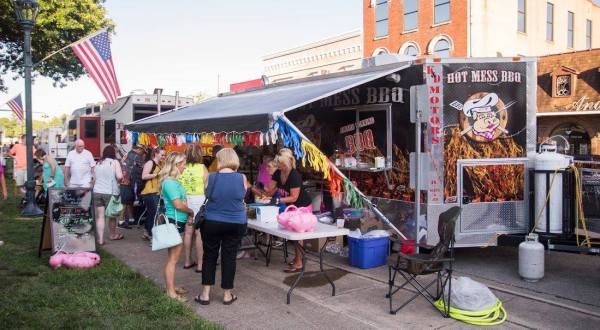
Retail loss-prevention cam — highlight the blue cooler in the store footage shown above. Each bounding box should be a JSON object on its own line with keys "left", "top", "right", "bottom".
{"left": 348, "top": 236, "right": 389, "bottom": 269}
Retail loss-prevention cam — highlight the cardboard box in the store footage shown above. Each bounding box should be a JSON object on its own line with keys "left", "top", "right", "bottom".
{"left": 360, "top": 217, "right": 383, "bottom": 233}
{"left": 304, "top": 235, "right": 344, "bottom": 253}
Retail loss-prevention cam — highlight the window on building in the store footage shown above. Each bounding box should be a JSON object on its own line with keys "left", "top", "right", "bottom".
{"left": 586, "top": 19, "right": 592, "bottom": 49}
{"left": 404, "top": 44, "right": 419, "bottom": 56}
{"left": 404, "top": 0, "right": 418, "bottom": 31}
{"left": 375, "top": 0, "right": 389, "bottom": 38}
{"left": 546, "top": 2, "right": 553, "bottom": 41}
{"left": 434, "top": 0, "right": 450, "bottom": 25}
{"left": 433, "top": 39, "right": 451, "bottom": 57}
{"left": 104, "top": 119, "right": 116, "bottom": 143}
{"left": 518, "top": 0, "right": 526, "bottom": 33}
{"left": 373, "top": 48, "right": 389, "bottom": 56}
{"left": 567, "top": 11, "right": 574, "bottom": 48}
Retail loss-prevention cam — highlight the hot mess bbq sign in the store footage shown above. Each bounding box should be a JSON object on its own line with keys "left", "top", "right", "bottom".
{"left": 340, "top": 117, "right": 376, "bottom": 153}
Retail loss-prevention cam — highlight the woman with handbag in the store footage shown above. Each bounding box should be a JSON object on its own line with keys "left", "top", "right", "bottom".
{"left": 264, "top": 148, "right": 312, "bottom": 273}
{"left": 195, "top": 148, "right": 249, "bottom": 306}
{"left": 93, "top": 146, "right": 124, "bottom": 245}
{"left": 159, "top": 152, "right": 195, "bottom": 302}
{"left": 179, "top": 144, "right": 208, "bottom": 272}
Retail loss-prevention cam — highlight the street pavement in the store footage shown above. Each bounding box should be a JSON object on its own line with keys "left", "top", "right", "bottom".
{"left": 102, "top": 227, "right": 600, "bottom": 329}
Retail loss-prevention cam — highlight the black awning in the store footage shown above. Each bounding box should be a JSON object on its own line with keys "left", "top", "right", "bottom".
{"left": 125, "top": 63, "right": 410, "bottom": 133}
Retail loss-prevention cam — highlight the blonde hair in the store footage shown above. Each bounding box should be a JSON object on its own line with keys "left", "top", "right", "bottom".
{"left": 159, "top": 152, "right": 186, "bottom": 183}
{"left": 276, "top": 148, "right": 296, "bottom": 169}
{"left": 216, "top": 148, "right": 240, "bottom": 171}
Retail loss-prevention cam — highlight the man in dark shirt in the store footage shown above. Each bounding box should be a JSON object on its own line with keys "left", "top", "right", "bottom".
{"left": 118, "top": 145, "right": 145, "bottom": 228}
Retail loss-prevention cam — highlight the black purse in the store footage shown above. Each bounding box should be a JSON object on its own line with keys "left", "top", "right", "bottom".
{"left": 194, "top": 173, "right": 218, "bottom": 229}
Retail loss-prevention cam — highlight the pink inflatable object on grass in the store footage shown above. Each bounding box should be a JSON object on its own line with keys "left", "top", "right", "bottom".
{"left": 49, "top": 251, "right": 101, "bottom": 269}
{"left": 277, "top": 205, "right": 317, "bottom": 233}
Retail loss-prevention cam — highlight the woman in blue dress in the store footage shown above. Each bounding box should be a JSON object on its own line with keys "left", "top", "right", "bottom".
{"left": 34, "top": 149, "right": 65, "bottom": 192}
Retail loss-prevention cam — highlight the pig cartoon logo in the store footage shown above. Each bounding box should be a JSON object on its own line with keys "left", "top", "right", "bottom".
{"left": 452, "top": 92, "right": 513, "bottom": 142}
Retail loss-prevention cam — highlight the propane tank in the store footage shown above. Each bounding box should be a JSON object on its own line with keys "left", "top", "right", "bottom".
{"left": 534, "top": 144, "right": 571, "bottom": 233}
{"left": 519, "top": 233, "right": 545, "bottom": 282}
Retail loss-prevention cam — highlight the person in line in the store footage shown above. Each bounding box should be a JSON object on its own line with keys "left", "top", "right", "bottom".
{"left": 64, "top": 139, "right": 95, "bottom": 188}
{"left": 251, "top": 156, "right": 278, "bottom": 197}
{"left": 9, "top": 134, "right": 35, "bottom": 196}
{"left": 195, "top": 148, "right": 249, "bottom": 306}
{"left": 207, "top": 145, "right": 223, "bottom": 172}
{"left": 93, "top": 146, "right": 124, "bottom": 245}
{"left": 159, "top": 152, "right": 195, "bottom": 302}
{"left": 179, "top": 144, "right": 208, "bottom": 272}
{"left": 264, "top": 148, "right": 312, "bottom": 273}
{"left": 118, "top": 145, "right": 145, "bottom": 228}
{"left": 34, "top": 149, "right": 65, "bottom": 192}
{"left": 140, "top": 147, "right": 165, "bottom": 240}
{"left": 0, "top": 159, "right": 7, "bottom": 200}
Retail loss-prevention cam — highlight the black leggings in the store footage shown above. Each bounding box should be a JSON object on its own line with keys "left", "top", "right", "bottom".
{"left": 200, "top": 220, "right": 247, "bottom": 289}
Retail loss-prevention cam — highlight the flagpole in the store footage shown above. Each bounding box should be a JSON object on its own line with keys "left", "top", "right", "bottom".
{"left": 32, "top": 27, "right": 108, "bottom": 68}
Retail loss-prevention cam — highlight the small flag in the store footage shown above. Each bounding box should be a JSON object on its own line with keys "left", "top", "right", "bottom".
{"left": 71, "top": 30, "right": 121, "bottom": 104}
{"left": 6, "top": 94, "right": 24, "bottom": 123}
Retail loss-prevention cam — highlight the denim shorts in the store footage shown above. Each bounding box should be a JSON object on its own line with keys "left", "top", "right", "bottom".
{"left": 168, "top": 218, "right": 186, "bottom": 234}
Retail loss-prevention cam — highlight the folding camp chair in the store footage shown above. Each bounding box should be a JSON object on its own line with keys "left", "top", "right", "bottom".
{"left": 386, "top": 206, "right": 461, "bottom": 317}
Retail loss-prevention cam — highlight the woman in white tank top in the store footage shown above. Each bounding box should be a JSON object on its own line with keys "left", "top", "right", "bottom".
{"left": 93, "top": 146, "right": 123, "bottom": 245}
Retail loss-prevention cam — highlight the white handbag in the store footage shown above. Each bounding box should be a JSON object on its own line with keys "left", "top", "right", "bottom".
{"left": 151, "top": 195, "right": 182, "bottom": 251}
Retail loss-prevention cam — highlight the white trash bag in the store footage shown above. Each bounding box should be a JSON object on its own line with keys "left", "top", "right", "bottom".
{"left": 443, "top": 276, "right": 497, "bottom": 311}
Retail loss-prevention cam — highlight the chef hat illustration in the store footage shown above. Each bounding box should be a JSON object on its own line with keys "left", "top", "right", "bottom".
{"left": 462, "top": 93, "right": 499, "bottom": 118}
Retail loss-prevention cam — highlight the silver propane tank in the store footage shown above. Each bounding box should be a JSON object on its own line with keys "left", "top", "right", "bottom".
{"left": 519, "top": 233, "right": 545, "bottom": 282}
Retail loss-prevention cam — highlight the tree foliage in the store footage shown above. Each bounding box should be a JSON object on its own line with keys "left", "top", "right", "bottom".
{"left": 0, "top": 115, "right": 65, "bottom": 139}
{"left": 0, "top": 0, "right": 114, "bottom": 92}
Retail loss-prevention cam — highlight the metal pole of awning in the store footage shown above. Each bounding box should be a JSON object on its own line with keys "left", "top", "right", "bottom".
{"left": 275, "top": 113, "right": 408, "bottom": 240}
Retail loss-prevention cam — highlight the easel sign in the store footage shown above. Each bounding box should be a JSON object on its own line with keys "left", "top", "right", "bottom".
{"left": 48, "top": 188, "right": 96, "bottom": 253}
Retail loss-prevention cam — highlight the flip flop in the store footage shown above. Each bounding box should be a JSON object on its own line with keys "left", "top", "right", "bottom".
{"left": 223, "top": 295, "right": 237, "bottom": 305}
{"left": 195, "top": 268, "right": 203, "bottom": 273}
{"left": 183, "top": 262, "right": 197, "bottom": 269}
{"left": 109, "top": 234, "right": 124, "bottom": 241}
{"left": 194, "top": 295, "right": 210, "bottom": 305}
{"left": 283, "top": 266, "right": 302, "bottom": 273}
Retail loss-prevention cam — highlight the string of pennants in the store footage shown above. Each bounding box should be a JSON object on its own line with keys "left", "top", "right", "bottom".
{"left": 128, "top": 118, "right": 365, "bottom": 209}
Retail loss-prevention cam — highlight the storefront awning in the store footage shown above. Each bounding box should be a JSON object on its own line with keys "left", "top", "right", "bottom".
{"left": 125, "top": 63, "right": 410, "bottom": 133}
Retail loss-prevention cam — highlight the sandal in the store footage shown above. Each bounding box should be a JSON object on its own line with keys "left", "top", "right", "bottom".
{"left": 175, "top": 287, "right": 188, "bottom": 295}
{"left": 283, "top": 266, "right": 303, "bottom": 273}
{"left": 142, "top": 233, "right": 151, "bottom": 241}
{"left": 168, "top": 294, "right": 187, "bottom": 303}
{"left": 194, "top": 295, "right": 210, "bottom": 305}
{"left": 195, "top": 268, "right": 203, "bottom": 273}
{"left": 183, "top": 262, "right": 197, "bottom": 270}
{"left": 223, "top": 295, "right": 237, "bottom": 305}
{"left": 109, "top": 233, "right": 124, "bottom": 241}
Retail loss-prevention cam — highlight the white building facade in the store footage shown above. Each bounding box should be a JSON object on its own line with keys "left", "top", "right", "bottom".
{"left": 263, "top": 30, "right": 363, "bottom": 83}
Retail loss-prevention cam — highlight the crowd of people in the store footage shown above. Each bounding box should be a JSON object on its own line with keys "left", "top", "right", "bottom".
{"left": 0, "top": 137, "right": 312, "bottom": 305}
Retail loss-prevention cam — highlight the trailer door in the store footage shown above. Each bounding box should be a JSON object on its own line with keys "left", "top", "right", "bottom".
{"left": 456, "top": 158, "right": 529, "bottom": 246}
{"left": 80, "top": 117, "right": 101, "bottom": 158}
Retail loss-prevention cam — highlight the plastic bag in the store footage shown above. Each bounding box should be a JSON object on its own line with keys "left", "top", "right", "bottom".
{"left": 348, "top": 229, "right": 362, "bottom": 239}
{"left": 363, "top": 229, "right": 390, "bottom": 239}
{"left": 443, "top": 276, "right": 497, "bottom": 311}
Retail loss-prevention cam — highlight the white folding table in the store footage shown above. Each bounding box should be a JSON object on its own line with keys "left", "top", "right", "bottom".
{"left": 246, "top": 220, "right": 349, "bottom": 304}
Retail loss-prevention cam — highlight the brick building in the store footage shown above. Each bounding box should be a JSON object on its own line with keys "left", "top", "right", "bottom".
{"left": 537, "top": 49, "right": 600, "bottom": 159}
{"left": 363, "top": 0, "right": 600, "bottom": 58}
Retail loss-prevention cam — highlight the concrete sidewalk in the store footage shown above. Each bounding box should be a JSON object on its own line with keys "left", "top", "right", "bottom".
{"left": 102, "top": 227, "right": 600, "bottom": 329}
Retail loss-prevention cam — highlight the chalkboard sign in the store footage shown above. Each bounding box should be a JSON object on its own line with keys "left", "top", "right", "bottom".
{"left": 48, "top": 187, "right": 96, "bottom": 252}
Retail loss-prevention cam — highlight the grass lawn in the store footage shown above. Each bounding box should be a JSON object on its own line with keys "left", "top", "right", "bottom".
{"left": 0, "top": 181, "right": 219, "bottom": 329}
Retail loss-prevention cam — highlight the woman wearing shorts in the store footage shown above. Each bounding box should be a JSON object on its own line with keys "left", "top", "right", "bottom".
{"left": 159, "top": 152, "right": 195, "bottom": 302}
{"left": 93, "top": 146, "right": 123, "bottom": 245}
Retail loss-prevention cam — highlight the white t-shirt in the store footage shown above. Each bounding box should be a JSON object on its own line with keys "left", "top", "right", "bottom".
{"left": 65, "top": 149, "right": 96, "bottom": 187}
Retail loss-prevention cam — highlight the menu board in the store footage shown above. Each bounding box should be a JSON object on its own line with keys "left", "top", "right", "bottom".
{"left": 48, "top": 188, "right": 96, "bottom": 252}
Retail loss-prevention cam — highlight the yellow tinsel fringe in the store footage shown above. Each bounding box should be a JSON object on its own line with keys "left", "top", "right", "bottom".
{"left": 301, "top": 140, "right": 330, "bottom": 180}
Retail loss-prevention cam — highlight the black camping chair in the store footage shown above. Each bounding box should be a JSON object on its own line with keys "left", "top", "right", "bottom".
{"left": 386, "top": 206, "right": 461, "bottom": 317}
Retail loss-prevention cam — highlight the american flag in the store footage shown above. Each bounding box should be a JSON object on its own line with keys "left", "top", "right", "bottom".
{"left": 71, "top": 30, "right": 121, "bottom": 104}
{"left": 6, "top": 94, "right": 24, "bottom": 123}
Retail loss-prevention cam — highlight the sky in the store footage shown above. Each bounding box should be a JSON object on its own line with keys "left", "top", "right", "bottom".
{"left": 1, "top": 0, "right": 362, "bottom": 119}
